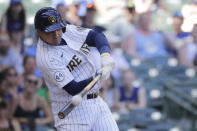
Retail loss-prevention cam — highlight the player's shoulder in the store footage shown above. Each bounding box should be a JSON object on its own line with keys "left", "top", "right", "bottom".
{"left": 36, "top": 38, "right": 56, "bottom": 52}
{"left": 36, "top": 38, "right": 46, "bottom": 49}
{"left": 36, "top": 39, "right": 49, "bottom": 57}
{"left": 36, "top": 39, "right": 66, "bottom": 69}
{"left": 62, "top": 24, "right": 92, "bottom": 49}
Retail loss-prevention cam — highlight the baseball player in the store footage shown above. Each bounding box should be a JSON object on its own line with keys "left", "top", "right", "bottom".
{"left": 34, "top": 7, "right": 119, "bottom": 131}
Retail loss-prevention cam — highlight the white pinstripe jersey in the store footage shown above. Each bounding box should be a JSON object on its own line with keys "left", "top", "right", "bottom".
{"left": 36, "top": 24, "right": 101, "bottom": 105}
{"left": 36, "top": 25, "right": 119, "bottom": 130}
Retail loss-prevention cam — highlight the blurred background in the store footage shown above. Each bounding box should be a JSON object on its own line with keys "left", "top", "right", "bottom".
{"left": 0, "top": 0, "right": 197, "bottom": 131}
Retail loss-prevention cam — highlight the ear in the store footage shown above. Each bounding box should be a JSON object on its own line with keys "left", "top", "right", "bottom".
{"left": 36, "top": 29, "right": 44, "bottom": 38}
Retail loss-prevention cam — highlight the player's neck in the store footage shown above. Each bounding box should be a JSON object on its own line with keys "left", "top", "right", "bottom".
{"left": 40, "top": 38, "right": 60, "bottom": 46}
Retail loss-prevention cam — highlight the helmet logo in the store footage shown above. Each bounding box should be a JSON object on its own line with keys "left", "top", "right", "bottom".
{"left": 48, "top": 16, "right": 56, "bottom": 24}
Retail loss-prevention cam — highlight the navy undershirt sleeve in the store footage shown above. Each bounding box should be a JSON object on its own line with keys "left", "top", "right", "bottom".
{"left": 85, "top": 30, "right": 111, "bottom": 54}
{"left": 63, "top": 77, "right": 93, "bottom": 96}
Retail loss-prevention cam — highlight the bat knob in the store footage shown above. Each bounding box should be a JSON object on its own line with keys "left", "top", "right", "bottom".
{"left": 58, "top": 112, "right": 65, "bottom": 119}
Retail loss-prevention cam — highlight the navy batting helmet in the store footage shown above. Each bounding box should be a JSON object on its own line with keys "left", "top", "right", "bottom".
{"left": 34, "top": 7, "right": 66, "bottom": 32}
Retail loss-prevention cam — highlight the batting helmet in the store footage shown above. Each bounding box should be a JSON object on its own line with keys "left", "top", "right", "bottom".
{"left": 34, "top": 7, "right": 66, "bottom": 32}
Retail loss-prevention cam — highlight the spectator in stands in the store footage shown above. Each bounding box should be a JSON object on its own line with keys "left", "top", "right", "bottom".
{"left": 94, "top": 0, "right": 125, "bottom": 26}
{"left": 23, "top": 55, "right": 48, "bottom": 103}
{"left": 0, "top": 0, "right": 26, "bottom": 53}
{"left": 124, "top": 12, "right": 168, "bottom": 59}
{"left": 36, "top": 81, "right": 50, "bottom": 103}
{"left": 172, "top": 11, "right": 190, "bottom": 40}
{"left": 0, "top": 31, "right": 24, "bottom": 75}
{"left": 0, "top": 98, "right": 21, "bottom": 131}
{"left": 14, "top": 74, "right": 53, "bottom": 131}
{"left": 178, "top": 24, "right": 197, "bottom": 67}
{"left": 153, "top": 0, "right": 169, "bottom": 13}
{"left": 104, "top": 31, "right": 130, "bottom": 81}
{"left": 56, "top": 2, "right": 67, "bottom": 22}
{"left": 81, "top": 6, "right": 96, "bottom": 28}
{"left": 65, "top": 2, "right": 82, "bottom": 26}
{"left": 23, "top": 55, "right": 36, "bottom": 78}
{"left": 116, "top": 69, "right": 146, "bottom": 114}
{"left": 0, "top": 69, "right": 6, "bottom": 99}
{"left": 165, "top": 11, "right": 191, "bottom": 57}
{"left": 0, "top": 64, "right": 6, "bottom": 86}
{"left": 100, "top": 75, "right": 119, "bottom": 111}
{"left": 80, "top": 6, "right": 105, "bottom": 33}
{"left": 23, "top": 55, "right": 43, "bottom": 86}
{"left": 109, "top": 1, "right": 135, "bottom": 45}
{"left": 150, "top": 11, "right": 191, "bottom": 58}
{"left": 1, "top": 67, "right": 22, "bottom": 118}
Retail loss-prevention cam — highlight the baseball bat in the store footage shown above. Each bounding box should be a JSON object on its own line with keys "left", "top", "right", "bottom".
{"left": 58, "top": 74, "right": 101, "bottom": 119}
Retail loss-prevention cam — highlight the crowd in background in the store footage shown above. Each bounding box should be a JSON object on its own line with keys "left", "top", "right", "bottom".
{"left": 0, "top": 0, "right": 196, "bottom": 130}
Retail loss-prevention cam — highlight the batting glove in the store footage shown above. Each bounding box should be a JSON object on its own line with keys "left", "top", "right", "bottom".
{"left": 93, "top": 69, "right": 102, "bottom": 79}
{"left": 93, "top": 68, "right": 109, "bottom": 81}
{"left": 100, "top": 53, "right": 115, "bottom": 80}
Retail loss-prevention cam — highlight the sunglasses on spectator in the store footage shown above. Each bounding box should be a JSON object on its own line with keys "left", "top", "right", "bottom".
{"left": 7, "top": 73, "right": 17, "bottom": 77}
{"left": 27, "top": 79, "right": 38, "bottom": 85}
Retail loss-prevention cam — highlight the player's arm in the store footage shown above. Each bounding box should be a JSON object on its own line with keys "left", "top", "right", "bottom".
{"left": 85, "top": 29, "right": 110, "bottom": 54}
{"left": 42, "top": 54, "right": 97, "bottom": 96}
{"left": 85, "top": 30, "right": 115, "bottom": 80}
{"left": 63, "top": 77, "right": 93, "bottom": 96}
{"left": 62, "top": 69, "right": 102, "bottom": 96}
{"left": 46, "top": 68, "right": 95, "bottom": 96}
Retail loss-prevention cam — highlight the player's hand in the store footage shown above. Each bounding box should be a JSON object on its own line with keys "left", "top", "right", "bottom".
{"left": 100, "top": 53, "right": 115, "bottom": 79}
{"left": 93, "top": 68, "right": 110, "bottom": 80}
{"left": 101, "top": 53, "right": 115, "bottom": 70}
{"left": 93, "top": 53, "right": 115, "bottom": 81}
{"left": 93, "top": 69, "right": 102, "bottom": 79}
{"left": 100, "top": 67, "right": 110, "bottom": 80}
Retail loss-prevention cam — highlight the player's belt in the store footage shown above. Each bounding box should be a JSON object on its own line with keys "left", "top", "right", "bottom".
{"left": 87, "top": 91, "right": 99, "bottom": 99}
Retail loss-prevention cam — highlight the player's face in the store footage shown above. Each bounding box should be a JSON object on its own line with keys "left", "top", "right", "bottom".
{"left": 37, "top": 29, "right": 62, "bottom": 45}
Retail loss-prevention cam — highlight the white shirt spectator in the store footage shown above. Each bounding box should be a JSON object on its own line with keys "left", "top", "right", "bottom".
{"left": 0, "top": 48, "right": 24, "bottom": 74}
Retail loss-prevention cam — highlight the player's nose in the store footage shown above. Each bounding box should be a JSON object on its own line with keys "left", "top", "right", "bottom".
{"left": 52, "top": 30, "right": 60, "bottom": 37}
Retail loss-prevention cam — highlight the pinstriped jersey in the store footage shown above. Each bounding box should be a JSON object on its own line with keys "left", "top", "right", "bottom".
{"left": 36, "top": 24, "right": 101, "bottom": 104}
{"left": 36, "top": 24, "right": 119, "bottom": 131}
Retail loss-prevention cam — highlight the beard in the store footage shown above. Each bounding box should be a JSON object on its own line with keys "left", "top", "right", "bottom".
{"left": 0, "top": 47, "right": 9, "bottom": 56}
